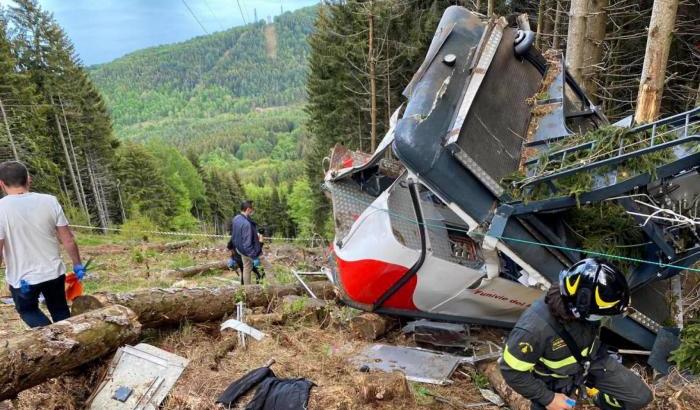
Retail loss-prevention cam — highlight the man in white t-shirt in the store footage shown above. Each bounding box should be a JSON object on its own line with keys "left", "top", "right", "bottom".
{"left": 0, "top": 161, "right": 86, "bottom": 328}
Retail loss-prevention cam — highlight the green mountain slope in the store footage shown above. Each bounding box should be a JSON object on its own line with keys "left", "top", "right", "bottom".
{"left": 90, "top": 6, "right": 315, "bottom": 139}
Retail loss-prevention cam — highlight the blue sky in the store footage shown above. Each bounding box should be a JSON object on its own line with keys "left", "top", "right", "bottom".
{"left": 2, "top": 0, "right": 318, "bottom": 65}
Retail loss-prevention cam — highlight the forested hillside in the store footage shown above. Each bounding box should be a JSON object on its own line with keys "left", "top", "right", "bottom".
{"left": 90, "top": 8, "right": 314, "bottom": 130}
{"left": 88, "top": 8, "right": 318, "bottom": 237}
{"left": 0, "top": 0, "right": 254, "bottom": 236}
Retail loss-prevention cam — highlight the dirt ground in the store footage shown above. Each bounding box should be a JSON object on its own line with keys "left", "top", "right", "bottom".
{"left": 1, "top": 235, "right": 698, "bottom": 409}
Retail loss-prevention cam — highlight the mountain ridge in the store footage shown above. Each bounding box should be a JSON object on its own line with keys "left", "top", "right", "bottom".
{"left": 89, "top": 6, "right": 316, "bottom": 136}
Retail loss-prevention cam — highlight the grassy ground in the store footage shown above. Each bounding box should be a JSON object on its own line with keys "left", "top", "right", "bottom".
{"left": 0, "top": 231, "right": 695, "bottom": 409}
{"left": 4, "top": 232, "right": 498, "bottom": 409}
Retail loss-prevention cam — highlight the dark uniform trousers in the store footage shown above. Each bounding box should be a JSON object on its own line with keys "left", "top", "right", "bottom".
{"left": 529, "top": 355, "right": 652, "bottom": 409}
{"left": 500, "top": 299, "right": 653, "bottom": 410}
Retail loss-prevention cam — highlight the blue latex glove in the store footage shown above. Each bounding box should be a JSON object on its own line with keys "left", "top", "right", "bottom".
{"left": 73, "top": 264, "right": 87, "bottom": 281}
{"left": 227, "top": 258, "right": 237, "bottom": 269}
{"left": 20, "top": 279, "right": 30, "bottom": 294}
{"left": 252, "top": 258, "right": 261, "bottom": 268}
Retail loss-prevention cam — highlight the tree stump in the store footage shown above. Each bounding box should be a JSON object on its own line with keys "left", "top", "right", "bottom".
{"left": 356, "top": 371, "right": 411, "bottom": 404}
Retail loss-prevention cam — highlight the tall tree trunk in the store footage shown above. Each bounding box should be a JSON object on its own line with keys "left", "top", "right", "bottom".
{"left": 59, "top": 95, "right": 89, "bottom": 218}
{"left": 0, "top": 97, "right": 19, "bottom": 161}
{"left": 582, "top": 0, "right": 608, "bottom": 102}
{"left": 97, "top": 172, "right": 111, "bottom": 226}
{"left": 0, "top": 305, "right": 140, "bottom": 401}
{"left": 86, "top": 152, "right": 108, "bottom": 230}
{"left": 535, "top": 0, "right": 548, "bottom": 49}
{"left": 53, "top": 100, "right": 85, "bottom": 215}
{"left": 566, "top": 0, "right": 589, "bottom": 85}
{"left": 552, "top": 0, "right": 563, "bottom": 49}
{"left": 368, "top": 1, "right": 377, "bottom": 152}
{"left": 487, "top": 0, "right": 495, "bottom": 17}
{"left": 634, "top": 0, "right": 680, "bottom": 124}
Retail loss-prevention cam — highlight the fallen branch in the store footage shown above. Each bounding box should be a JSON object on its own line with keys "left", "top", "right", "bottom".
{"left": 153, "top": 240, "right": 195, "bottom": 252}
{"left": 0, "top": 305, "right": 141, "bottom": 401}
{"left": 206, "top": 332, "right": 239, "bottom": 371}
{"left": 72, "top": 281, "right": 337, "bottom": 328}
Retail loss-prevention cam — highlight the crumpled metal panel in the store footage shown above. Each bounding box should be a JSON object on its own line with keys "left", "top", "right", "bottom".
{"left": 88, "top": 343, "right": 188, "bottom": 410}
{"left": 351, "top": 344, "right": 462, "bottom": 385}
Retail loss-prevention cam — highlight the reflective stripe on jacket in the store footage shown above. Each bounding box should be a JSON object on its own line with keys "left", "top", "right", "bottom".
{"left": 499, "top": 298, "right": 600, "bottom": 406}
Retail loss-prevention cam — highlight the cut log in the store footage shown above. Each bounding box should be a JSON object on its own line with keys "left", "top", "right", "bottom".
{"left": 350, "top": 312, "right": 397, "bottom": 341}
{"left": 72, "top": 281, "right": 336, "bottom": 328}
{"left": 356, "top": 371, "right": 411, "bottom": 404}
{"left": 153, "top": 240, "right": 194, "bottom": 252}
{"left": 0, "top": 305, "right": 140, "bottom": 401}
{"left": 477, "top": 360, "right": 530, "bottom": 410}
{"left": 159, "top": 260, "right": 229, "bottom": 279}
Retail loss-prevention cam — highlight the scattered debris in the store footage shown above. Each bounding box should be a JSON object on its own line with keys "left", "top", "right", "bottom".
{"left": 403, "top": 319, "right": 472, "bottom": 348}
{"left": 291, "top": 268, "right": 334, "bottom": 297}
{"left": 351, "top": 344, "right": 463, "bottom": 385}
{"left": 425, "top": 391, "right": 491, "bottom": 409}
{"left": 216, "top": 359, "right": 315, "bottom": 410}
{"left": 112, "top": 386, "right": 133, "bottom": 402}
{"left": 87, "top": 343, "right": 189, "bottom": 409}
{"left": 479, "top": 388, "right": 505, "bottom": 407}
{"left": 220, "top": 318, "right": 266, "bottom": 342}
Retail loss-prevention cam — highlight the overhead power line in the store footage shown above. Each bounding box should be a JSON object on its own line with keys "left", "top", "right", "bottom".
{"left": 202, "top": 0, "right": 225, "bottom": 31}
{"left": 236, "top": 0, "right": 247, "bottom": 25}
{"left": 182, "top": 0, "right": 209, "bottom": 35}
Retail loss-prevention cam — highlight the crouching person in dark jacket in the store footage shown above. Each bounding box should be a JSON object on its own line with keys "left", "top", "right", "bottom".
{"left": 500, "top": 258, "right": 653, "bottom": 410}
{"left": 231, "top": 200, "right": 262, "bottom": 285}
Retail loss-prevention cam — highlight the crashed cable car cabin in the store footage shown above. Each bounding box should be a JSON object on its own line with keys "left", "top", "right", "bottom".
{"left": 324, "top": 6, "right": 700, "bottom": 364}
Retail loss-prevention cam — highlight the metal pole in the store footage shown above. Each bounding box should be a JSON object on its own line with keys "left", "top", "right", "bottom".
{"left": 0, "top": 97, "right": 19, "bottom": 160}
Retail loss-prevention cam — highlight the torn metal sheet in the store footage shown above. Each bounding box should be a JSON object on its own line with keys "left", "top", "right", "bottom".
{"left": 221, "top": 318, "right": 266, "bottom": 341}
{"left": 402, "top": 319, "right": 472, "bottom": 348}
{"left": 87, "top": 343, "right": 188, "bottom": 410}
{"left": 351, "top": 344, "right": 463, "bottom": 385}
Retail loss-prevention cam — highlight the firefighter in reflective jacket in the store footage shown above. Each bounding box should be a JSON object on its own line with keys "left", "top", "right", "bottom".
{"left": 500, "top": 259, "right": 653, "bottom": 410}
